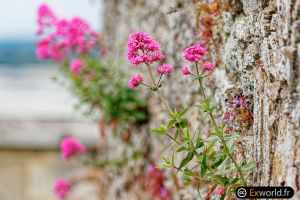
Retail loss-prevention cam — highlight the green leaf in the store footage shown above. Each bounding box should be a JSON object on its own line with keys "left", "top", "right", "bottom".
{"left": 161, "top": 163, "right": 172, "bottom": 168}
{"left": 194, "top": 151, "right": 202, "bottom": 160}
{"left": 230, "top": 178, "right": 239, "bottom": 184}
{"left": 185, "top": 126, "right": 191, "bottom": 139}
{"left": 150, "top": 125, "right": 167, "bottom": 135}
{"left": 223, "top": 146, "right": 229, "bottom": 155}
{"left": 201, "top": 99, "right": 215, "bottom": 114}
{"left": 206, "top": 135, "right": 219, "bottom": 142}
{"left": 218, "top": 166, "right": 237, "bottom": 175}
{"left": 171, "top": 150, "right": 175, "bottom": 166}
{"left": 182, "top": 173, "right": 192, "bottom": 184}
{"left": 162, "top": 156, "right": 170, "bottom": 164}
{"left": 222, "top": 133, "right": 241, "bottom": 141}
{"left": 178, "top": 152, "right": 194, "bottom": 171}
{"left": 174, "top": 129, "right": 180, "bottom": 140}
{"left": 209, "top": 151, "right": 217, "bottom": 159}
{"left": 183, "top": 168, "right": 195, "bottom": 178}
{"left": 176, "top": 144, "right": 186, "bottom": 152}
{"left": 207, "top": 141, "right": 216, "bottom": 152}
{"left": 200, "top": 150, "right": 207, "bottom": 177}
{"left": 212, "top": 155, "right": 226, "bottom": 169}
{"left": 195, "top": 136, "right": 204, "bottom": 148}
{"left": 170, "top": 110, "right": 178, "bottom": 119}
{"left": 218, "top": 176, "right": 230, "bottom": 186}
{"left": 161, "top": 157, "right": 172, "bottom": 168}
{"left": 150, "top": 129, "right": 166, "bottom": 135}
{"left": 178, "top": 106, "right": 190, "bottom": 119}
{"left": 214, "top": 128, "right": 224, "bottom": 136}
{"left": 167, "top": 119, "right": 176, "bottom": 128}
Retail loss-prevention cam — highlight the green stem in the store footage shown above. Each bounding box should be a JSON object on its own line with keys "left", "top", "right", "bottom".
{"left": 166, "top": 133, "right": 180, "bottom": 145}
{"left": 146, "top": 64, "right": 173, "bottom": 113}
{"left": 191, "top": 142, "right": 215, "bottom": 174}
{"left": 195, "top": 62, "right": 247, "bottom": 186}
{"left": 219, "top": 137, "right": 247, "bottom": 185}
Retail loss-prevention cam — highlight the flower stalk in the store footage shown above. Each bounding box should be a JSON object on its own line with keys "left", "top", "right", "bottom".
{"left": 146, "top": 64, "right": 173, "bottom": 114}
{"left": 195, "top": 62, "right": 247, "bottom": 186}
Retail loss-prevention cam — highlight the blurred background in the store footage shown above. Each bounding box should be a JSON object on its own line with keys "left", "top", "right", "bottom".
{"left": 0, "top": 1, "right": 102, "bottom": 199}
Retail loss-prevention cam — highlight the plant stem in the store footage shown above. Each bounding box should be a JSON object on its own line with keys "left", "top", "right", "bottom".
{"left": 141, "top": 82, "right": 152, "bottom": 88}
{"left": 219, "top": 137, "right": 247, "bottom": 185}
{"left": 157, "top": 74, "right": 163, "bottom": 85}
{"left": 195, "top": 63, "right": 207, "bottom": 100}
{"left": 194, "top": 62, "right": 247, "bottom": 186}
{"left": 146, "top": 64, "right": 173, "bottom": 113}
{"left": 166, "top": 134, "right": 180, "bottom": 145}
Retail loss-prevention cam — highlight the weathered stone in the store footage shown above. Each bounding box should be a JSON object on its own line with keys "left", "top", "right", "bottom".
{"left": 103, "top": 0, "right": 300, "bottom": 198}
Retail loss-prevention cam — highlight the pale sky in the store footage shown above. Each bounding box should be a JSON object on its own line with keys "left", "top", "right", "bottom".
{"left": 0, "top": 0, "right": 103, "bottom": 40}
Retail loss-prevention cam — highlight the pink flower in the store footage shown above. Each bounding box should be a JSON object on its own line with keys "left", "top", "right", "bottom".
{"left": 224, "top": 112, "right": 231, "bottom": 119}
{"left": 60, "top": 137, "right": 86, "bottom": 160}
{"left": 183, "top": 44, "right": 206, "bottom": 62}
{"left": 70, "top": 59, "right": 83, "bottom": 75}
{"left": 36, "top": 38, "right": 51, "bottom": 60}
{"left": 37, "top": 4, "right": 56, "bottom": 34}
{"left": 181, "top": 66, "right": 190, "bottom": 75}
{"left": 53, "top": 179, "right": 70, "bottom": 199}
{"left": 215, "top": 187, "right": 225, "bottom": 196}
{"left": 127, "top": 32, "right": 164, "bottom": 65}
{"left": 128, "top": 75, "right": 143, "bottom": 88}
{"left": 156, "top": 64, "right": 174, "bottom": 75}
{"left": 203, "top": 61, "right": 215, "bottom": 72}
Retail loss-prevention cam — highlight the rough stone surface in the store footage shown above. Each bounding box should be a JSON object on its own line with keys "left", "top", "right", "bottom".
{"left": 102, "top": 0, "right": 300, "bottom": 199}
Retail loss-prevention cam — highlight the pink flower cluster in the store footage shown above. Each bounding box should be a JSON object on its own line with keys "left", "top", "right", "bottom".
{"left": 126, "top": 33, "right": 217, "bottom": 89}
{"left": 182, "top": 43, "right": 206, "bottom": 62}
{"left": 36, "top": 4, "right": 98, "bottom": 62}
{"left": 53, "top": 179, "right": 70, "bottom": 199}
{"left": 181, "top": 43, "right": 215, "bottom": 75}
{"left": 36, "top": 4, "right": 56, "bottom": 34}
{"left": 147, "top": 164, "right": 172, "bottom": 200}
{"left": 156, "top": 64, "right": 174, "bottom": 75}
{"left": 60, "top": 137, "right": 86, "bottom": 160}
{"left": 127, "top": 32, "right": 176, "bottom": 89}
{"left": 128, "top": 75, "right": 143, "bottom": 88}
{"left": 127, "top": 32, "right": 163, "bottom": 65}
{"left": 181, "top": 66, "right": 190, "bottom": 75}
{"left": 203, "top": 61, "right": 215, "bottom": 72}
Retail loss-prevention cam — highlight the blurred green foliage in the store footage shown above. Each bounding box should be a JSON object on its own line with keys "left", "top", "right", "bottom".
{"left": 61, "top": 58, "right": 148, "bottom": 128}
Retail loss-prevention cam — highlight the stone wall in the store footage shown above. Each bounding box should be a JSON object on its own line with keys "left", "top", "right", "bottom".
{"left": 103, "top": 0, "right": 300, "bottom": 199}
{"left": 0, "top": 150, "right": 101, "bottom": 200}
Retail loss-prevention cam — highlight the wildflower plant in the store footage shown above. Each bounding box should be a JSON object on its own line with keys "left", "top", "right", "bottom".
{"left": 36, "top": 4, "right": 148, "bottom": 128}
{"left": 127, "top": 32, "right": 253, "bottom": 199}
